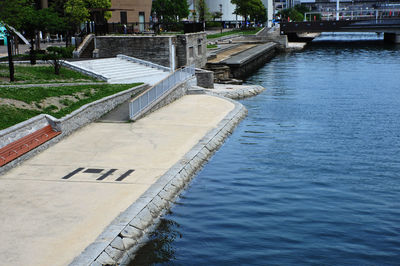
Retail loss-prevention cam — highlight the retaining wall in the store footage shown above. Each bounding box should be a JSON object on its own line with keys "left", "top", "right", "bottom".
{"left": 95, "top": 33, "right": 207, "bottom": 69}
{"left": 70, "top": 96, "right": 248, "bottom": 266}
{"left": 0, "top": 84, "right": 147, "bottom": 175}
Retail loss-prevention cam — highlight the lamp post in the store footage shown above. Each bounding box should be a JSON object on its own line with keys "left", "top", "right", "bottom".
{"left": 336, "top": 0, "right": 340, "bottom": 20}
{"left": 6, "top": 27, "right": 14, "bottom": 82}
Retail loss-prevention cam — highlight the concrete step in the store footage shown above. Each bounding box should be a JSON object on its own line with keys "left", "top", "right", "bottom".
{"left": 100, "top": 69, "right": 165, "bottom": 77}
{"left": 67, "top": 56, "right": 170, "bottom": 85}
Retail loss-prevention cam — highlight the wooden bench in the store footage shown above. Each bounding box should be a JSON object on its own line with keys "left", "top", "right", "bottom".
{"left": 0, "top": 125, "right": 61, "bottom": 167}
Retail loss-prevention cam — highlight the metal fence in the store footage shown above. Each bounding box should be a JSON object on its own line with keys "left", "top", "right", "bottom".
{"left": 129, "top": 65, "right": 195, "bottom": 121}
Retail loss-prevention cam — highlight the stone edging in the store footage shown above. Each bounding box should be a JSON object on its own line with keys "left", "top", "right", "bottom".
{"left": 0, "top": 84, "right": 148, "bottom": 175}
{"left": 69, "top": 96, "right": 248, "bottom": 266}
{"left": 205, "top": 84, "right": 266, "bottom": 99}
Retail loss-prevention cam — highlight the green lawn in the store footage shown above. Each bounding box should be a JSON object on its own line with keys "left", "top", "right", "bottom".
{"left": 207, "top": 27, "right": 262, "bottom": 39}
{"left": 0, "top": 64, "right": 99, "bottom": 84}
{"left": 0, "top": 83, "right": 143, "bottom": 130}
{"left": 207, "top": 44, "right": 218, "bottom": 49}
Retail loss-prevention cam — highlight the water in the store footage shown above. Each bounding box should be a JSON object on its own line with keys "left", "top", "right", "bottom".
{"left": 132, "top": 35, "right": 400, "bottom": 265}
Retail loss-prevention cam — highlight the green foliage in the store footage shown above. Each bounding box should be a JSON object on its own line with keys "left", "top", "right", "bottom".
{"left": 278, "top": 8, "right": 303, "bottom": 22}
{"left": 231, "top": 0, "right": 267, "bottom": 24}
{"left": 207, "top": 44, "right": 218, "bottom": 49}
{"left": 197, "top": 0, "right": 211, "bottom": 22}
{"left": 64, "top": 0, "right": 111, "bottom": 24}
{"left": 43, "top": 46, "right": 75, "bottom": 75}
{"left": 205, "top": 21, "right": 222, "bottom": 28}
{"left": 278, "top": 5, "right": 311, "bottom": 21}
{"left": 211, "top": 11, "right": 223, "bottom": 21}
{"left": 152, "top": 0, "right": 190, "bottom": 22}
{"left": 0, "top": 105, "right": 42, "bottom": 130}
{"left": 64, "top": 0, "right": 90, "bottom": 26}
{"left": 0, "top": 64, "right": 98, "bottom": 84}
{"left": 0, "top": 83, "right": 142, "bottom": 129}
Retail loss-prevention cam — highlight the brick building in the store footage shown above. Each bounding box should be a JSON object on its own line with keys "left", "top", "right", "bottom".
{"left": 108, "top": 0, "right": 152, "bottom": 25}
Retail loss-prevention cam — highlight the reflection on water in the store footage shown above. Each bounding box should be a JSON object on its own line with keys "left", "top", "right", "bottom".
{"left": 129, "top": 218, "right": 180, "bottom": 265}
{"left": 132, "top": 35, "right": 400, "bottom": 265}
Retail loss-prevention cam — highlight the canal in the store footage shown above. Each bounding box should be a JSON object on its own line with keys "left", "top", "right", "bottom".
{"left": 132, "top": 33, "right": 400, "bottom": 265}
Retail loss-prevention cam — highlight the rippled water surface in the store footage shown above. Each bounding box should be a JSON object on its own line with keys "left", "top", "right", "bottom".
{"left": 132, "top": 35, "right": 400, "bottom": 265}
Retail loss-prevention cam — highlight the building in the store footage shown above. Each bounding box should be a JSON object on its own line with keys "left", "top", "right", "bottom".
{"left": 203, "top": 0, "right": 273, "bottom": 27}
{"left": 108, "top": 0, "right": 152, "bottom": 25}
{"left": 204, "top": 0, "right": 242, "bottom": 21}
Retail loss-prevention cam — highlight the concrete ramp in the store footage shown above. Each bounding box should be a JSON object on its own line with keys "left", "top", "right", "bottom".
{"left": 66, "top": 55, "right": 171, "bottom": 85}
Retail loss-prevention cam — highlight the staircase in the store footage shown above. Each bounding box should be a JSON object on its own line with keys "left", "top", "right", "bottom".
{"left": 66, "top": 56, "right": 171, "bottom": 85}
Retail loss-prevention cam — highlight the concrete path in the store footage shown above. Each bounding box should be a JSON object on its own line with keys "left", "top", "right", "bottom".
{"left": 208, "top": 44, "right": 257, "bottom": 63}
{"left": 0, "top": 94, "right": 234, "bottom": 266}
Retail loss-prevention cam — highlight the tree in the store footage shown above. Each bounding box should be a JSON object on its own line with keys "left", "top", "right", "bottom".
{"left": 44, "top": 46, "right": 74, "bottom": 75}
{"left": 0, "top": 0, "right": 28, "bottom": 81}
{"left": 211, "top": 11, "right": 223, "bottom": 21}
{"left": 278, "top": 8, "right": 303, "bottom": 22}
{"left": 197, "top": 0, "right": 210, "bottom": 23}
{"left": 231, "top": 0, "right": 267, "bottom": 27}
{"left": 19, "top": 6, "right": 65, "bottom": 64}
{"left": 152, "top": 0, "right": 189, "bottom": 23}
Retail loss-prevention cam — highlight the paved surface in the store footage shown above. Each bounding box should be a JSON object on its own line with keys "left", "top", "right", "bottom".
{"left": 0, "top": 94, "right": 234, "bottom": 266}
{"left": 222, "top": 42, "right": 277, "bottom": 65}
{"left": 208, "top": 44, "right": 257, "bottom": 63}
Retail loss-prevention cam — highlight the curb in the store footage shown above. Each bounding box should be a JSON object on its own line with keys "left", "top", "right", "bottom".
{"left": 70, "top": 96, "right": 248, "bottom": 266}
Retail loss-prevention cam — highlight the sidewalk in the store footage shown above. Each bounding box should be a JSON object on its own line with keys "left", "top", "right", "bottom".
{"left": 0, "top": 94, "right": 235, "bottom": 266}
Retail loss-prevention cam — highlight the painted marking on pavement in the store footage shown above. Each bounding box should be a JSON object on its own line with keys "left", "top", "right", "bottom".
{"left": 62, "top": 167, "right": 84, "bottom": 179}
{"left": 84, "top": 168, "right": 104, "bottom": 174}
{"left": 97, "top": 169, "right": 117, "bottom": 181}
{"left": 61, "top": 168, "right": 134, "bottom": 181}
{"left": 115, "top": 170, "right": 135, "bottom": 182}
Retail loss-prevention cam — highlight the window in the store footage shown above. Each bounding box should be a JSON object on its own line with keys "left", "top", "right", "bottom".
{"left": 189, "top": 47, "right": 194, "bottom": 58}
{"left": 120, "top": 12, "right": 127, "bottom": 25}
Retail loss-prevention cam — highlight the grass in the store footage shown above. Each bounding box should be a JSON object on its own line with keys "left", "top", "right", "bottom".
{"left": 0, "top": 105, "right": 42, "bottom": 130}
{"left": 0, "top": 83, "right": 143, "bottom": 130}
{"left": 0, "top": 64, "right": 99, "bottom": 84}
{"left": 207, "top": 44, "right": 218, "bottom": 49}
{"left": 207, "top": 27, "right": 262, "bottom": 39}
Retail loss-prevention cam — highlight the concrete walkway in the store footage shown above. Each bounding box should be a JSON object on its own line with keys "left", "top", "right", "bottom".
{"left": 0, "top": 94, "right": 234, "bottom": 266}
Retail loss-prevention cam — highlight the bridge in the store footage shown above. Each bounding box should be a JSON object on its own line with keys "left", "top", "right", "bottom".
{"left": 280, "top": 9, "right": 400, "bottom": 43}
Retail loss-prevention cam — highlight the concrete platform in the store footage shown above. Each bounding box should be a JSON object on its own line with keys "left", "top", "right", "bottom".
{"left": 0, "top": 94, "right": 235, "bottom": 266}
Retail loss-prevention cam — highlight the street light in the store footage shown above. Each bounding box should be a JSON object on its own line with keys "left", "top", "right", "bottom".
{"left": 336, "top": 0, "right": 340, "bottom": 20}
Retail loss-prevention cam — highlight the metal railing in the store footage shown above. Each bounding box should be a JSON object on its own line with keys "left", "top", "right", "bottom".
{"left": 304, "top": 8, "right": 400, "bottom": 22}
{"left": 129, "top": 65, "right": 195, "bottom": 121}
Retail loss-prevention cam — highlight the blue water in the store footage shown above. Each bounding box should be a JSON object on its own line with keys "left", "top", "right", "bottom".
{"left": 132, "top": 36, "right": 400, "bottom": 265}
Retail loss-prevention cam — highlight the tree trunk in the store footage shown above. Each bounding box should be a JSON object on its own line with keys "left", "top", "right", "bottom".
{"left": 6, "top": 33, "right": 15, "bottom": 82}
{"left": 54, "top": 60, "right": 60, "bottom": 75}
{"left": 35, "top": 31, "right": 41, "bottom": 50}
{"left": 30, "top": 38, "right": 36, "bottom": 65}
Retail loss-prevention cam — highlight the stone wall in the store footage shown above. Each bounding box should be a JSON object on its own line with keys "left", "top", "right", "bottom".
{"left": 95, "top": 32, "right": 208, "bottom": 69}
{"left": 176, "top": 32, "right": 207, "bottom": 68}
{"left": 195, "top": 69, "right": 214, "bottom": 88}
{"left": 95, "top": 36, "right": 176, "bottom": 68}
{"left": 229, "top": 47, "right": 276, "bottom": 79}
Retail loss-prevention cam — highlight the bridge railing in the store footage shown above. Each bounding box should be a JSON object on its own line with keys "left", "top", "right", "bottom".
{"left": 304, "top": 9, "right": 400, "bottom": 22}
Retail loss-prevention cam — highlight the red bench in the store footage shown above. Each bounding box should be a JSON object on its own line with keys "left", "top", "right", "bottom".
{"left": 0, "top": 125, "right": 61, "bottom": 167}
